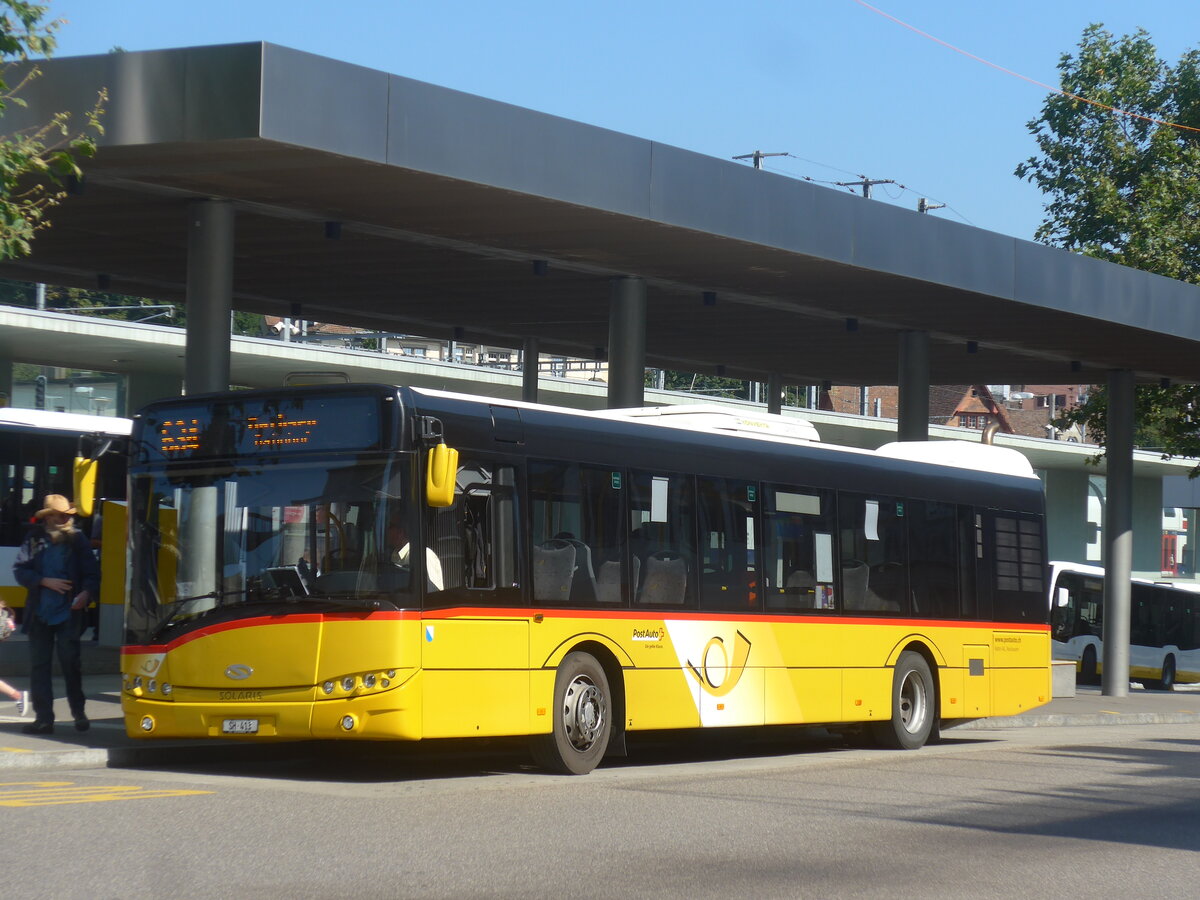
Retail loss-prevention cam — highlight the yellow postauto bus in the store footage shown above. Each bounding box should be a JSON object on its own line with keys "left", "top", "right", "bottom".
{"left": 119, "top": 384, "right": 1050, "bottom": 774}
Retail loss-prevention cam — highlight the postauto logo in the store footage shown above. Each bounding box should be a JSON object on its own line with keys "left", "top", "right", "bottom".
{"left": 686, "top": 631, "right": 752, "bottom": 698}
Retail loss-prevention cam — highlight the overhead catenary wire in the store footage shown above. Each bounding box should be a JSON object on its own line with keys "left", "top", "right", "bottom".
{"left": 749, "top": 153, "right": 976, "bottom": 226}
{"left": 851, "top": 0, "right": 1200, "bottom": 135}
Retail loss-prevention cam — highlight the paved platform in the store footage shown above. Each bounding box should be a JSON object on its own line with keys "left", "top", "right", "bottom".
{"left": 1, "top": 673, "right": 1198, "bottom": 772}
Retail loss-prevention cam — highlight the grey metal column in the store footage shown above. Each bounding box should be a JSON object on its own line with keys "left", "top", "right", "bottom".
{"left": 897, "top": 330, "right": 930, "bottom": 442}
{"left": 184, "top": 199, "right": 234, "bottom": 395}
{"left": 522, "top": 336, "right": 539, "bottom": 404}
{"left": 1102, "top": 369, "right": 1134, "bottom": 697}
{"left": 125, "top": 371, "right": 184, "bottom": 415}
{"left": 766, "top": 373, "right": 782, "bottom": 415}
{"left": 607, "top": 276, "right": 646, "bottom": 409}
{"left": 0, "top": 355, "right": 13, "bottom": 405}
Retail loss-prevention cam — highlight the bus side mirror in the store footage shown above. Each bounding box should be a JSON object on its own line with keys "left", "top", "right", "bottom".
{"left": 426, "top": 444, "right": 459, "bottom": 508}
{"left": 74, "top": 457, "right": 98, "bottom": 518}
{"left": 1056, "top": 587, "right": 1070, "bottom": 608}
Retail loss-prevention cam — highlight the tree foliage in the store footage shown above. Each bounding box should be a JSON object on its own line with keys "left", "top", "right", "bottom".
{"left": 1016, "top": 25, "right": 1200, "bottom": 469}
{"left": 1, "top": 1, "right": 105, "bottom": 259}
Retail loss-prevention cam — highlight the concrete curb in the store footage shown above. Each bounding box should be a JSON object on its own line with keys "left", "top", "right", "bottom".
{"left": 958, "top": 711, "right": 1200, "bottom": 729}
{"left": 0, "top": 748, "right": 111, "bottom": 771}
{"left": 0, "top": 734, "right": 302, "bottom": 772}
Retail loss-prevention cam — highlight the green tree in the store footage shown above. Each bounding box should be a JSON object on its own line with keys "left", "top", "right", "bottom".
{"left": 1015, "top": 25, "right": 1200, "bottom": 469}
{"left": 645, "top": 369, "right": 759, "bottom": 401}
{"left": 1, "top": 1, "right": 105, "bottom": 259}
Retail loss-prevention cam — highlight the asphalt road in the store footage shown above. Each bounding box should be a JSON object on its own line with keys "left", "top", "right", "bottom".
{"left": 4, "top": 722, "right": 1198, "bottom": 899}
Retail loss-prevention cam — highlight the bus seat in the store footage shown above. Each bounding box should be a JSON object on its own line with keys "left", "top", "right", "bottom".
{"left": 533, "top": 540, "right": 575, "bottom": 603}
{"left": 841, "top": 561, "right": 869, "bottom": 610}
{"left": 640, "top": 552, "right": 687, "bottom": 605}
{"left": 783, "top": 569, "right": 818, "bottom": 609}
{"left": 595, "top": 556, "right": 638, "bottom": 604}
{"left": 558, "top": 537, "right": 598, "bottom": 604}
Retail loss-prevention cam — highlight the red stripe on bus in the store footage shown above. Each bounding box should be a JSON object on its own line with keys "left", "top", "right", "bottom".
{"left": 419, "top": 606, "right": 1051, "bottom": 631}
{"left": 122, "top": 605, "right": 1047, "bottom": 653}
{"left": 120, "top": 609, "right": 416, "bottom": 654}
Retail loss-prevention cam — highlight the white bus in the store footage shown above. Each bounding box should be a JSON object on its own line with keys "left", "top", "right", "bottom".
{"left": 1049, "top": 560, "right": 1200, "bottom": 690}
{"left": 0, "top": 408, "right": 132, "bottom": 635}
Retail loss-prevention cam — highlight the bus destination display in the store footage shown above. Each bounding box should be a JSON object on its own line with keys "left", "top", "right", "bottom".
{"left": 139, "top": 394, "right": 384, "bottom": 461}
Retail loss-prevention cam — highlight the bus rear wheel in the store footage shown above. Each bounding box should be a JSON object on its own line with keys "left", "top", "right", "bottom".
{"left": 531, "top": 651, "right": 612, "bottom": 775}
{"left": 872, "top": 651, "right": 935, "bottom": 750}
{"left": 1080, "top": 646, "right": 1099, "bottom": 685}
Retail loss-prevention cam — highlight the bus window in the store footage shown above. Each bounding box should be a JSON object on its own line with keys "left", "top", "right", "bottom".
{"left": 762, "top": 484, "right": 835, "bottom": 611}
{"left": 839, "top": 492, "right": 908, "bottom": 614}
{"left": 1182, "top": 595, "right": 1200, "bottom": 653}
{"left": 423, "top": 457, "right": 518, "bottom": 606}
{"left": 0, "top": 429, "right": 77, "bottom": 545}
{"left": 957, "top": 506, "right": 979, "bottom": 619}
{"left": 991, "top": 514, "right": 1046, "bottom": 622}
{"left": 629, "top": 470, "right": 694, "bottom": 607}
{"left": 696, "top": 476, "right": 758, "bottom": 611}
{"left": 907, "top": 499, "right": 958, "bottom": 619}
{"left": 528, "top": 461, "right": 624, "bottom": 605}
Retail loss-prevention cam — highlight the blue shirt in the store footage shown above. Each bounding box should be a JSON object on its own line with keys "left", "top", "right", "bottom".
{"left": 36, "top": 541, "right": 73, "bottom": 626}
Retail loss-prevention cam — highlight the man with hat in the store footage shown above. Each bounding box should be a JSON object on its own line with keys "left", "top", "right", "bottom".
{"left": 12, "top": 494, "right": 100, "bottom": 734}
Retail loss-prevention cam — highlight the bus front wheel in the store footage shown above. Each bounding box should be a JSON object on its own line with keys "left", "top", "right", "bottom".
{"left": 872, "top": 651, "right": 935, "bottom": 750}
{"left": 531, "top": 651, "right": 612, "bottom": 775}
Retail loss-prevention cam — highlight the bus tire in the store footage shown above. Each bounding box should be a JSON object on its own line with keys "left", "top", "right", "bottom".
{"left": 872, "top": 651, "right": 935, "bottom": 750}
{"left": 1080, "top": 646, "right": 1099, "bottom": 685}
{"left": 531, "top": 651, "right": 612, "bottom": 775}
{"left": 1150, "top": 656, "right": 1176, "bottom": 692}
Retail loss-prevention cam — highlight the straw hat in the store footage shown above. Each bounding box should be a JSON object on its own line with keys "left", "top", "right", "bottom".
{"left": 35, "top": 494, "right": 76, "bottom": 519}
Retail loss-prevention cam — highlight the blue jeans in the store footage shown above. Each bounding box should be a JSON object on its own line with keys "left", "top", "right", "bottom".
{"left": 27, "top": 611, "right": 86, "bottom": 724}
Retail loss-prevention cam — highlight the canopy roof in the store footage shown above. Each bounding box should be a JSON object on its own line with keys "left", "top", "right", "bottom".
{"left": 3, "top": 42, "right": 1199, "bottom": 386}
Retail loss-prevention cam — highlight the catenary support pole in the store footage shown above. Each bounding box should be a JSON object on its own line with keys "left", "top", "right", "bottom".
{"left": 522, "top": 336, "right": 539, "bottom": 404}
{"left": 897, "top": 330, "right": 930, "bottom": 442}
{"left": 184, "top": 199, "right": 234, "bottom": 395}
{"left": 766, "top": 373, "right": 783, "bottom": 415}
{"left": 1102, "top": 369, "right": 1134, "bottom": 697}
{"left": 607, "top": 276, "right": 646, "bottom": 409}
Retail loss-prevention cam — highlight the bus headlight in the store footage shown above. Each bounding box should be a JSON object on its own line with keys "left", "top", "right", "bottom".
{"left": 340, "top": 715, "right": 356, "bottom": 731}
{"left": 148, "top": 679, "right": 157, "bottom": 693}
{"left": 140, "top": 716, "right": 155, "bottom": 732}
{"left": 363, "top": 674, "right": 376, "bottom": 688}
{"left": 161, "top": 683, "right": 172, "bottom": 697}
{"left": 322, "top": 681, "right": 335, "bottom": 695}
{"left": 341, "top": 676, "right": 356, "bottom": 692}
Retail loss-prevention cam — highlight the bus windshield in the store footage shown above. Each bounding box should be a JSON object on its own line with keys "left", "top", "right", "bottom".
{"left": 127, "top": 452, "right": 413, "bottom": 643}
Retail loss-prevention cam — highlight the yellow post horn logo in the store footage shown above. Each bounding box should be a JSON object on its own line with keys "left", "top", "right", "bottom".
{"left": 687, "top": 631, "right": 751, "bottom": 697}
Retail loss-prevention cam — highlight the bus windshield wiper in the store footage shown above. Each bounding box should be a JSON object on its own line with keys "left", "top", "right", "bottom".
{"left": 160, "top": 588, "right": 252, "bottom": 613}
{"left": 302, "top": 592, "right": 393, "bottom": 611}
{"left": 150, "top": 588, "right": 255, "bottom": 637}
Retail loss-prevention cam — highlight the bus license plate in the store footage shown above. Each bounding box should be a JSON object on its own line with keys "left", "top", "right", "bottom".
{"left": 222, "top": 718, "right": 259, "bottom": 735}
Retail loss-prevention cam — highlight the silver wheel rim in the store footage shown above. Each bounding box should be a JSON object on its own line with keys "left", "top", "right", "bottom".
{"left": 898, "top": 668, "right": 928, "bottom": 735}
{"left": 562, "top": 674, "right": 606, "bottom": 752}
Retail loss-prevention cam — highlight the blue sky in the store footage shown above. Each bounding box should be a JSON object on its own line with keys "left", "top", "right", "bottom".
{"left": 43, "top": 0, "right": 1198, "bottom": 242}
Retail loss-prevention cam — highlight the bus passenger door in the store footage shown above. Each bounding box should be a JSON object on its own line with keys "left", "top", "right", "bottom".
{"left": 421, "top": 458, "right": 529, "bottom": 738}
